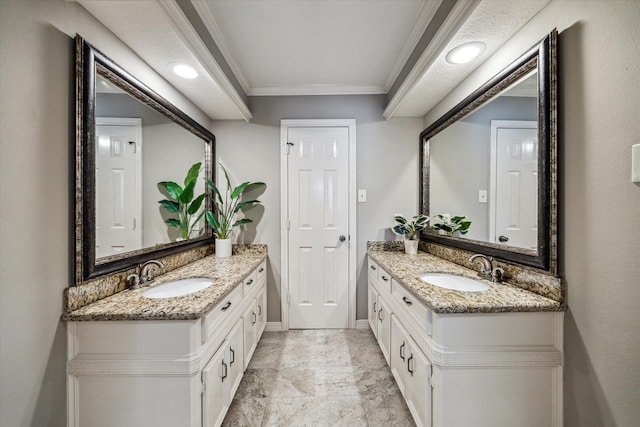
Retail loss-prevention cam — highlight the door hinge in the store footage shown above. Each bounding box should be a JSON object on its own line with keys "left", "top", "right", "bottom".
{"left": 286, "top": 142, "right": 294, "bottom": 154}
{"left": 287, "top": 293, "right": 291, "bottom": 306}
{"left": 287, "top": 219, "right": 291, "bottom": 230}
{"left": 201, "top": 382, "right": 206, "bottom": 395}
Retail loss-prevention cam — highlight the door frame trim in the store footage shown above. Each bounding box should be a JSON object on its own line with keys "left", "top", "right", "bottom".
{"left": 280, "top": 119, "right": 357, "bottom": 330}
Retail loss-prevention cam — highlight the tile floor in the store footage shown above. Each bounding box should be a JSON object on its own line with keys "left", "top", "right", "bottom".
{"left": 222, "top": 329, "right": 416, "bottom": 427}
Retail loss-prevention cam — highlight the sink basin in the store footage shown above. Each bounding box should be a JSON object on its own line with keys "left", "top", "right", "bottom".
{"left": 142, "top": 277, "right": 214, "bottom": 299}
{"left": 418, "top": 273, "right": 489, "bottom": 292}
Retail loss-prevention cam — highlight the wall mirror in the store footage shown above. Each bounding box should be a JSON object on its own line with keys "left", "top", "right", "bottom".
{"left": 75, "top": 35, "right": 215, "bottom": 284}
{"left": 420, "top": 29, "right": 557, "bottom": 273}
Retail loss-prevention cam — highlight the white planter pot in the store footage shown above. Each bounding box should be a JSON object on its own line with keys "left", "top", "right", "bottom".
{"left": 404, "top": 239, "right": 419, "bottom": 255}
{"left": 215, "top": 238, "right": 232, "bottom": 258}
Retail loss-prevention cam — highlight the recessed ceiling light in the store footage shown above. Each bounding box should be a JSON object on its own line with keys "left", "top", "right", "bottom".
{"left": 171, "top": 63, "right": 198, "bottom": 79}
{"left": 445, "top": 42, "right": 486, "bottom": 65}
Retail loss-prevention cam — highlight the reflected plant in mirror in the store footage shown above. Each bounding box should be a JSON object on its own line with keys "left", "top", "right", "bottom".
{"left": 431, "top": 214, "right": 472, "bottom": 237}
{"left": 420, "top": 29, "right": 558, "bottom": 273}
{"left": 158, "top": 162, "right": 206, "bottom": 241}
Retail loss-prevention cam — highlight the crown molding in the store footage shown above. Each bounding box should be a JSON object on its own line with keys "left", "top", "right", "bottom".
{"left": 384, "top": 0, "right": 481, "bottom": 119}
{"left": 382, "top": 0, "right": 442, "bottom": 92}
{"left": 190, "top": 0, "right": 252, "bottom": 94}
{"left": 158, "top": 1, "right": 252, "bottom": 121}
{"left": 250, "top": 85, "right": 386, "bottom": 97}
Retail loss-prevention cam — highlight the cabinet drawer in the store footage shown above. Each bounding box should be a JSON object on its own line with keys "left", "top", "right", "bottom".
{"left": 202, "top": 284, "right": 243, "bottom": 343}
{"left": 368, "top": 259, "right": 379, "bottom": 280}
{"left": 392, "top": 280, "right": 431, "bottom": 334}
{"left": 377, "top": 266, "right": 392, "bottom": 293}
{"left": 256, "top": 260, "right": 267, "bottom": 285}
{"left": 243, "top": 269, "right": 258, "bottom": 292}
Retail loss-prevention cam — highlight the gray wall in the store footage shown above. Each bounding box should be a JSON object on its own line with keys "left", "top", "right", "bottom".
{"left": 213, "top": 95, "right": 422, "bottom": 322}
{"left": 424, "top": 1, "right": 640, "bottom": 424}
{"left": 0, "top": 1, "right": 209, "bottom": 425}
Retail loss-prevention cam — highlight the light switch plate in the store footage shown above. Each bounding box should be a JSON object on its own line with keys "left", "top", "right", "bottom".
{"left": 633, "top": 144, "right": 640, "bottom": 183}
{"left": 358, "top": 189, "right": 367, "bottom": 203}
{"left": 478, "top": 190, "right": 488, "bottom": 203}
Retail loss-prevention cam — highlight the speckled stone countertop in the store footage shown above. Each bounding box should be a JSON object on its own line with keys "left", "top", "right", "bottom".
{"left": 62, "top": 252, "right": 266, "bottom": 321}
{"left": 368, "top": 248, "right": 563, "bottom": 314}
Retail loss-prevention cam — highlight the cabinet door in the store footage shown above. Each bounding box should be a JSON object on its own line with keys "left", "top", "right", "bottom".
{"left": 368, "top": 284, "right": 379, "bottom": 338}
{"left": 226, "top": 319, "right": 244, "bottom": 400}
{"left": 406, "top": 338, "right": 432, "bottom": 427}
{"left": 377, "top": 297, "right": 391, "bottom": 365}
{"left": 243, "top": 300, "right": 258, "bottom": 370}
{"left": 202, "top": 341, "right": 229, "bottom": 427}
{"left": 257, "top": 285, "right": 267, "bottom": 339}
{"left": 390, "top": 314, "right": 408, "bottom": 398}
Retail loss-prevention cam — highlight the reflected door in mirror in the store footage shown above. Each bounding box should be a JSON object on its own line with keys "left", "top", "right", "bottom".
{"left": 491, "top": 121, "right": 538, "bottom": 250}
{"left": 95, "top": 118, "right": 142, "bottom": 258}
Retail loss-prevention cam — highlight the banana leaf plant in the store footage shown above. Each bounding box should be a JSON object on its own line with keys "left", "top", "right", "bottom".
{"left": 158, "top": 162, "right": 206, "bottom": 240}
{"left": 431, "top": 214, "right": 472, "bottom": 237}
{"left": 392, "top": 214, "right": 430, "bottom": 240}
{"left": 205, "top": 163, "right": 265, "bottom": 239}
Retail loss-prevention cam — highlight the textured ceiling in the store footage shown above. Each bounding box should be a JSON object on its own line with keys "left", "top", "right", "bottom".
{"left": 73, "top": 0, "right": 550, "bottom": 120}
{"left": 192, "top": 0, "right": 441, "bottom": 96}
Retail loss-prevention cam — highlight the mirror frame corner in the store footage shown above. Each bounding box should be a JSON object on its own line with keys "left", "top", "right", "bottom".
{"left": 419, "top": 29, "right": 558, "bottom": 274}
{"left": 74, "top": 35, "right": 216, "bottom": 285}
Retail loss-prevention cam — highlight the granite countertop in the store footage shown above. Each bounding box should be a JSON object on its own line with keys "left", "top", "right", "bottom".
{"left": 368, "top": 249, "right": 563, "bottom": 314}
{"left": 63, "top": 253, "right": 266, "bottom": 321}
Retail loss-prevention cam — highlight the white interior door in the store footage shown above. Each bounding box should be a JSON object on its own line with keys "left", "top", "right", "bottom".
{"left": 490, "top": 120, "right": 538, "bottom": 250}
{"left": 95, "top": 118, "right": 142, "bottom": 258}
{"left": 286, "top": 126, "right": 350, "bottom": 329}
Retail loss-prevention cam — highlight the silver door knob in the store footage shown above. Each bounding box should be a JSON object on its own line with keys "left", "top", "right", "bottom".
{"left": 339, "top": 235, "right": 346, "bottom": 242}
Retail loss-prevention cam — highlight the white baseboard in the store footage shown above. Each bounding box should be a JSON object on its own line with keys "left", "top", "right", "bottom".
{"left": 355, "top": 319, "right": 369, "bottom": 330}
{"left": 265, "top": 322, "right": 283, "bottom": 332}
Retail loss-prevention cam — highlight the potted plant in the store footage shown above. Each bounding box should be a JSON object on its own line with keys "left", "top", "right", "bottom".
{"left": 431, "top": 214, "right": 472, "bottom": 237}
{"left": 158, "top": 162, "right": 206, "bottom": 241}
{"left": 392, "top": 214, "right": 430, "bottom": 254}
{"left": 205, "top": 163, "right": 265, "bottom": 258}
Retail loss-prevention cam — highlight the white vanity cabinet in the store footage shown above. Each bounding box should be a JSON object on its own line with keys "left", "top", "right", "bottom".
{"left": 66, "top": 260, "right": 267, "bottom": 427}
{"left": 368, "top": 258, "right": 564, "bottom": 427}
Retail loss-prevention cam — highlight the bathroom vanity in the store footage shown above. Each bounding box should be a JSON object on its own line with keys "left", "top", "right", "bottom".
{"left": 64, "top": 252, "right": 267, "bottom": 427}
{"left": 368, "top": 245, "right": 564, "bottom": 427}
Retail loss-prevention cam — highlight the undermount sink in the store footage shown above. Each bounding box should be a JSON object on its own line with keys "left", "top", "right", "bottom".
{"left": 419, "top": 273, "right": 489, "bottom": 292}
{"left": 142, "top": 277, "right": 214, "bottom": 299}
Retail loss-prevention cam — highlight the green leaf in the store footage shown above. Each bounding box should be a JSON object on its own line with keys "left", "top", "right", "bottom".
{"left": 205, "top": 211, "right": 220, "bottom": 230}
{"left": 158, "top": 181, "right": 183, "bottom": 200}
{"left": 220, "top": 163, "right": 232, "bottom": 192}
{"left": 230, "top": 182, "right": 251, "bottom": 199}
{"left": 232, "top": 218, "right": 253, "bottom": 228}
{"left": 158, "top": 199, "right": 179, "bottom": 213}
{"left": 392, "top": 225, "right": 408, "bottom": 235}
{"left": 205, "top": 179, "right": 224, "bottom": 205}
{"left": 394, "top": 215, "right": 408, "bottom": 225}
{"left": 179, "top": 180, "right": 195, "bottom": 204}
{"left": 234, "top": 200, "right": 262, "bottom": 214}
{"left": 165, "top": 218, "right": 181, "bottom": 228}
{"left": 184, "top": 162, "right": 202, "bottom": 186}
{"left": 187, "top": 193, "right": 206, "bottom": 215}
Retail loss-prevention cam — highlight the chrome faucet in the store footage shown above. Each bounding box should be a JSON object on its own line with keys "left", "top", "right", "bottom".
{"left": 140, "top": 260, "right": 165, "bottom": 284}
{"left": 468, "top": 254, "right": 504, "bottom": 283}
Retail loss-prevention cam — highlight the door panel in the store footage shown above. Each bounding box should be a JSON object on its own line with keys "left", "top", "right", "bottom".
{"left": 287, "top": 126, "right": 349, "bottom": 329}
{"left": 95, "top": 119, "right": 141, "bottom": 258}
{"left": 491, "top": 121, "right": 538, "bottom": 250}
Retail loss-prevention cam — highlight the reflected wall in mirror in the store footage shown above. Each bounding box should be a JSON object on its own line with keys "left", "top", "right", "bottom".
{"left": 420, "top": 29, "right": 557, "bottom": 273}
{"left": 76, "top": 35, "right": 215, "bottom": 284}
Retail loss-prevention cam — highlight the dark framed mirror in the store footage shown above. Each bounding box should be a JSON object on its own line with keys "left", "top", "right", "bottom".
{"left": 75, "top": 35, "right": 215, "bottom": 284}
{"left": 420, "top": 29, "right": 557, "bottom": 274}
